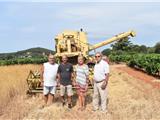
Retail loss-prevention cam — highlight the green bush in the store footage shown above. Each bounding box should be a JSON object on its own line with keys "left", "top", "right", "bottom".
{"left": 109, "top": 53, "right": 160, "bottom": 76}
{"left": 0, "top": 57, "right": 48, "bottom": 66}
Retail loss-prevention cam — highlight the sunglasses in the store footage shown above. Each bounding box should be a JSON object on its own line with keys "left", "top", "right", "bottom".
{"left": 95, "top": 55, "right": 101, "bottom": 58}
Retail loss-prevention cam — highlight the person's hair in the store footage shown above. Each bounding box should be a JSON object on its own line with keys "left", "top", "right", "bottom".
{"left": 62, "top": 55, "right": 68, "bottom": 59}
{"left": 95, "top": 52, "right": 103, "bottom": 57}
{"left": 78, "top": 55, "right": 84, "bottom": 61}
{"left": 48, "top": 53, "right": 55, "bottom": 59}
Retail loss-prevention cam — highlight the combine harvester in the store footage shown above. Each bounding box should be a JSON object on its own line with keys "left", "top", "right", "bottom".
{"left": 26, "top": 29, "right": 136, "bottom": 94}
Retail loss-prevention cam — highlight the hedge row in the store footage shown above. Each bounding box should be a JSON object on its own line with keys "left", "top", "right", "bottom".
{"left": 0, "top": 57, "right": 48, "bottom": 66}
{"left": 109, "top": 54, "right": 160, "bottom": 76}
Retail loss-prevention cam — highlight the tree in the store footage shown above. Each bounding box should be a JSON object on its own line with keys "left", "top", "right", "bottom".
{"left": 154, "top": 42, "right": 160, "bottom": 54}
{"left": 111, "top": 37, "right": 133, "bottom": 52}
{"left": 147, "top": 47, "right": 155, "bottom": 53}
{"left": 102, "top": 48, "right": 111, "bottom": 56}
{"left": 138, "top": 45, "right": 148, "bottom": 53}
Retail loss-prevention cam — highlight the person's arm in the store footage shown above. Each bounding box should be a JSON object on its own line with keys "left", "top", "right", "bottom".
{"left": 40, "top": 64, "right": 44, "bottom": 86}
{"left": 101, "top": 63, "right": 109, "bottom": 89}
{"left": 85, "top": 65, "right": 90, "bottom": 84}
{"left": 57, "top": 65, "right": 61, "bottom": 86}
{"left": 72, "top": 72, "right": 76, "bottom": 86}
{"left": 57, "top": 73, "right": 60, "bottom": 86}
{"left": 104, "top": 62, "right": 109, "bottom": 82}
{"left": 71, "top": 65, "right": 75, "bottom": 85}
{"left": 104, "top": 73, "right": 109, "bottom": 85}
{"left": 71, "top": 72, "right": 75, "bottom": 81}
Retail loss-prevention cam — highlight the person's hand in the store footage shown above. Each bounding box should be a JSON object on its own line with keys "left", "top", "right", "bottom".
{"left": 85, "top": 83, "right": 88, "bottom": 91}
{"left": 40, "top": 81, "right": 44, "bottom": 87}
{"left": 57, "top": 81, "right": 60, "bottom": 87}
{"left": 101, "top": 81, "right": 107, "bottom": 90}
{"left": 72, "top": 81, "right": 76, "bottom": 87}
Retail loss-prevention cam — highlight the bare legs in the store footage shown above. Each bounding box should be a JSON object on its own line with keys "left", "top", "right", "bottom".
{"left": 43, "top": 94, "right": 54, "bottom": 107}
{"left": 78, "top": 92, "right": 86, "bottom": 111}
{"left": 61, "top": 96, "right": 65, "bottom": 106}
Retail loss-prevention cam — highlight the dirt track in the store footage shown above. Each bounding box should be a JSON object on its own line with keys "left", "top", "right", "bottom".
{"left": 1, "top": 65, "right": 160, "bottom": 120}
{"left": 116, "top": 64, "right": 160, "bottom": 89}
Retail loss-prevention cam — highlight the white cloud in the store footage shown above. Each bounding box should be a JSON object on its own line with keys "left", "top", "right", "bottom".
{"left": 56, "top": 4, "right": 159, "bottom": 32}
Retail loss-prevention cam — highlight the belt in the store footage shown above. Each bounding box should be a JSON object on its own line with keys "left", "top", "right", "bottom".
{"left": 95, "top": 80, "right": 104, "bottom": 83}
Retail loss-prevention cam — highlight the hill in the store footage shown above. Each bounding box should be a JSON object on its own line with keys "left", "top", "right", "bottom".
{"left": 0, "top": 47, "right": 55, "bottom": 60}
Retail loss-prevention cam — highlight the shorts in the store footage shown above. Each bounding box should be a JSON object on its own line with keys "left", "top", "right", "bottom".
{"left": 60, "top": 84, "right": 73, "bottom": 96}
{"left": 76, "top": 83, "right": 87, "bottom": 94}
{"left": 43, "top": 86, "right": 56, "bottom": 95}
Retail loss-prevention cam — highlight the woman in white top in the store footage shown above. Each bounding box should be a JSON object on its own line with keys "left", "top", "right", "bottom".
{"left": 75, "top": 56, "right": 89, "bottom": 111}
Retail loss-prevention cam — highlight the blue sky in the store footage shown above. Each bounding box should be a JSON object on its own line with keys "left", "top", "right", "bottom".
{"left": 0, "top": 2, "right": 160, "bottom": 53}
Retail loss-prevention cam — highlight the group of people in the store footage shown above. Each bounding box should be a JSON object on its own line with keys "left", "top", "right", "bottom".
{"left": 40, "top": 52, "right": 109, "bottom": 113}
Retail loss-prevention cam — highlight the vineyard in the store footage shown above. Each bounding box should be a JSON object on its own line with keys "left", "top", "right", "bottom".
{"left": 109, "top": 53, "right": 160, "bottom": 76}
{"left": 0, "top": 57, "right": 48, "bottom": 66}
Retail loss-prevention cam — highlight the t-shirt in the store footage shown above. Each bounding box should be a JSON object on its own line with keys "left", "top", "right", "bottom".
{"left": 43, "top": 62, "right": 59, "bottom": 86}
{"left": 94, "top": 60, "right": 109, "bottom": 82}
{"left": 75, "top": 64, "right": 89, "bottom": 85}
{"left": 57, "top": 63, "right": 73, "bottom": 86}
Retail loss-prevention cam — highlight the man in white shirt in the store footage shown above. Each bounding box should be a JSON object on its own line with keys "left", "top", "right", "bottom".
{"left": 93, "top": 52, "right": 109, "bottom": 112}
{"left": 41, "top": 54, "right": 58, "bottom": 106}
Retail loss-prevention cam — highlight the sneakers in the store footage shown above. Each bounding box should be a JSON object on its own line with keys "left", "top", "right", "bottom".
{"left": 93, "top": 107, "right": 99, "bottom": 111}
{"left": 92, "top": 108, "right": 108, "bottom": 113}
{"left": 62, "top": 102, "right": 65, "bottom": 107}
{"left": 101, "top": 110, "right": 108, "bottom": 114}
{"left": 92, "top": 108, "right": 98, "bottom": 112}
{"left": 68, "top": 104, "right": 72, "bottom": 109}
{"left": 62, "top": 102, "right": 72, "bottom": 109}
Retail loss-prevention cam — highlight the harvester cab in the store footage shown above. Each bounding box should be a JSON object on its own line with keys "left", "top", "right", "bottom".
{"left": 54, "top": 29, "right": 89, "bottom": 64}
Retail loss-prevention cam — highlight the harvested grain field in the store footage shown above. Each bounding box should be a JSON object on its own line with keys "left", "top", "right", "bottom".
{"left": 0, "top": 64, "right": 160, "bottom": 120}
